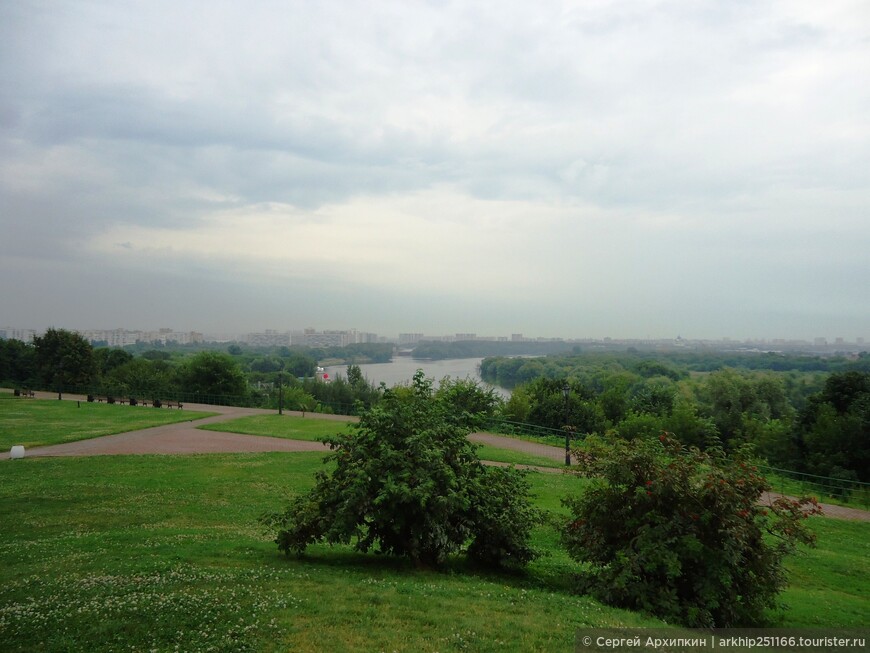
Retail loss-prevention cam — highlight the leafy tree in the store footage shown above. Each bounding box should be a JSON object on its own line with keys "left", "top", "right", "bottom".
{"left": 633, "top": 360, "right": 683, "bottom": 381}
{"left": 614, "top": 411, "right": 664, "bottom": 440}
{"left": 94, "top": 348, "right": 134, "bottom": 376}
{"left": 597, "top": 372, "right": 638, "bottom": 424}
{"left": 301, "top": 374, "right": 381, "bottom": 415}
{"left": 141, "top": 349, "right": 172, "bottom": 361}
{"left": 0, "top": 338, "right": 36, "bottom": 386}
{"left": 697, "top": 369, "right": 792, "bottom": 447}
{"left": 525, "top": 378, "right": 605, "bottom": 434}
{"left": 435, "top": 376, "right": 503, "bottom": 430}
{"left": 250, "top": 356, "right": 283, "bottom": 373}
{"left": 629, "top": 379, "right": 676, "bottom": 416}
{"left": 346, "top": 363, "right": 364, "bottom": 387}
{"left": 661, "top": 399, "right": 719, "bottom": 449}
{"left": 178, "top": 351, "right": 247, "bottom": 399}
{"left": 263, "top": 371, "right": 540, "bottom": 568}
{"left": 796, "top": 371, "right": 870, "bottom": 481}
{"left": 285, "top": 353, "right": 316, "bottom": 378}
{"left": 33, "top": 328, "right": 98, "bottom": 392}
{"left": 501, "top": 385, "right": 532, "bottom": 422}
{"left": 819, "top": 370, "right": 869, "bottom": 414}
{"left": 562, "top": 434, "right": 820, "bottom": 627}
{"left": 282, "top": 386, "right": 318, "bottom": 417}
{"left": 104, "top": 358, "right": 175, "bottom": 400}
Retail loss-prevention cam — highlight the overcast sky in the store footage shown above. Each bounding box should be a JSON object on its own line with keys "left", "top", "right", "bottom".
{"left": 1, "top": 1, "right": 868, "bottom": 340}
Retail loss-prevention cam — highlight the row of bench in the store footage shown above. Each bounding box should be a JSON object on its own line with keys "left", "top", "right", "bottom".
{"left": 12, "top": 389, "right": 182, "bottom": 409}
{"left": 89, "top": 395, "right": 183, "bottom": 409}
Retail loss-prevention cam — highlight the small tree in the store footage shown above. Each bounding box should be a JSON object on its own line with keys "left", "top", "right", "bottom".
{"left": 283, "top": 387, "right": 317, "bottom": 417}
{"left": 263, "top": 371, "right": 540, "bottom": 568}
{"left": 561, "top": 433, "right": 820, "bottom": 627}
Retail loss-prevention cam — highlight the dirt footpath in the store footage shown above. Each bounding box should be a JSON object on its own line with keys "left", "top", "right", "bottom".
{"left": 0, "top": 393, "right": 341, "bottom": 458}
{"left": 3, "top": 393, "right": 868, "bottom": 522}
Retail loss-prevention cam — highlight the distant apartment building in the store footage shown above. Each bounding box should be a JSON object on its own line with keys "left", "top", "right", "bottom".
{"left": 292, "top": 328, "right": 380, "bottom": 347}
{"left": 399, "top": 333, "right": 424, "bottom": 346}
{"left": 298, "top": 329, "right": 351, "bottom": 348}
{"left": 0, "top": 327, "right": 36, "bottom": 343}
{"left": 144, "top": 329, "right": 203, "bottom": 345}
{"left": 245, "top": 330, "right": 291, "bottom": 347}
{"left": 455, "top": 333, "right": 476, "bottom": 341}
{"left": 79, "top": 328, "right": 138, "bottom": 346}
{"left": 77, "top": 328, "right": 203, "bottom": 346}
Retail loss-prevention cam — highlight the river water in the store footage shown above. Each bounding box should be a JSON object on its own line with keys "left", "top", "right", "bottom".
{"left": 323, "top": 356, "right": 509, "bottom": 397}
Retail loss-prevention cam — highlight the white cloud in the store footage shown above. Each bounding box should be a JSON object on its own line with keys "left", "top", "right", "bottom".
{"left": 87, "top": 187, "right": 598, "bottom": 296}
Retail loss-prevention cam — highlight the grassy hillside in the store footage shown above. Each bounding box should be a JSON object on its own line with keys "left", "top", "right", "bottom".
{"left": 1, "top": 452, "right": 866, "bottom": 652}
{"left": 1, "top": 402, "right": 867, "bottom": 651}
{"left": 0, "top": 395, "right": 216, "bottom": 449}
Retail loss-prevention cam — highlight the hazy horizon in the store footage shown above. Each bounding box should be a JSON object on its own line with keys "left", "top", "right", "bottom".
{"left": 2, "top": 2, "right": 869, "bottom": 341}
{"left": 3, "top": 321, "right": 867, "bottom": 346}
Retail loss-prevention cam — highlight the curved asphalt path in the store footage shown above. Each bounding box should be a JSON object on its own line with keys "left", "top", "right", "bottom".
{"left": 3, "top": 392, "right": 868, "bottom": 522}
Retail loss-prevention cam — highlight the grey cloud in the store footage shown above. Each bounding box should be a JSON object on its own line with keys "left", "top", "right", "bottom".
{"left": 1, "top": 0, "right": 868, "bottom": 339}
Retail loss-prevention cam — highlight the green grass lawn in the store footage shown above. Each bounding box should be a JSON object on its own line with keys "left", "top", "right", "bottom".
{"left": 201, "top": 415, "right": 565, "bottom": 469}
{"left": 198, "top": 414, "right": 355, "bottom": 441}
{"left": 1, "top": 452, "right": 866, "bottom": 653}
{"left": 1, "top": 403, "right": 866, "bottom": 651}
{"left": 0, "top": 396, "right": 217, "bottom": 449}
{"left": 0, "top": 453, "right": 663, "bottom": 653}
{"left": 476, "top": 444, "right": 564, "bottom": 469}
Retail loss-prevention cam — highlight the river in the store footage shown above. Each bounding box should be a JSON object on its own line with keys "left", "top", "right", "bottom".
{"left": 323, "top": 356, "right": 509, "bottom": 397}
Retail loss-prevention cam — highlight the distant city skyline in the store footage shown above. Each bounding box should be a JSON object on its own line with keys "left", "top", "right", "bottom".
{"left": 2, "top": 323, "right": 867, "bottom": 350}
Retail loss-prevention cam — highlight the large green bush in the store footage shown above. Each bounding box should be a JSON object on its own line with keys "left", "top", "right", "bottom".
{"left": 561, "top": 434, "right": 820, "bottom": 627}
{"left": 263, "top": 371, "right": 540, "bottom": 568}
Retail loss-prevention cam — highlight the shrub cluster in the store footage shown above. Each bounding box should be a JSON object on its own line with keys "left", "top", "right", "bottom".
{"left": 263, "top": 371, "right": 540, "bottom": 568}
{"left": 263, "top": 370, "right": 822, "bottom": 627}
{"left": 561, "top": 433, "right": 821, "bottom": 627}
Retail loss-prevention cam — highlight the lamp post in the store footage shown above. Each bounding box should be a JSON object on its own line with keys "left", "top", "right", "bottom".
{"left": 278, "top": 372, "right": 284, "bottom": 416}
{"left": 562, "top": 382, "right": 571, "bottom": 466}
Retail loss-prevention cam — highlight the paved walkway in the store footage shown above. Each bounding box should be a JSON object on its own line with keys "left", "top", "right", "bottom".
{"left": 4, "top": 393, "right": 868, "bottom": 522}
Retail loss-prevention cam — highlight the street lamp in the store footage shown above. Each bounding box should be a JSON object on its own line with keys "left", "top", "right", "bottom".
{"left": 278, "top": 372, "right": 284, "bottom": 416}
{"left": 562, "top": 382, "right": 571, "bottom": 465}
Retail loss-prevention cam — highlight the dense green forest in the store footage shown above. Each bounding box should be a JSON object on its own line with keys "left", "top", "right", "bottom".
{"left": 3, "top": 333, "right": 868, "bottom": 483}
{"left": 0, "top": 331, "right": 385, "bottom": 415}
{"left": 410, "top": 339, "right": 573, "bottom": 360}
{"left": 481, "top": 350, "right": 869, "bottom": 483}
